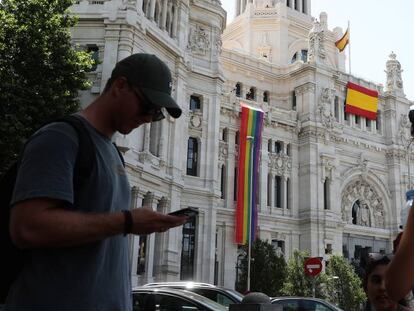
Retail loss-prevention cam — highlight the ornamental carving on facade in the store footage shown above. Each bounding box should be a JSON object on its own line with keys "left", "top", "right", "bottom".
{"left": 385, "top": 52, "right": 404, "bottom": 94}
{"left": 268, "top": 153, "right": 292, "bottom": 175}
{"left": 219, "top": 141, "right": 228, "bottom": 162}
{"left": 189, "top": 114, "right": 202, "bottom": 129}
{"left": 295, "top": 83, "right": 316, "bottom": 95}
{"left": 308, "top": 20, "right": 326, "bottom": 63}
{"left": 341, "top": 180, "right": 385, "bottom": 228}
{"left": 398, "top": 114, "right": 411, "bottom": 146}
{"left": 188, "top": 24, "right": 210, "bottom": 56}
{"left": 317, "top": 88, "right": 335, "bottom": 129}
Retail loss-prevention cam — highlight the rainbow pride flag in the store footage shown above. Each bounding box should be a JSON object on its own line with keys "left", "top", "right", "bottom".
{"left": 235, "top": 104, "right": 264, "bottom": 245}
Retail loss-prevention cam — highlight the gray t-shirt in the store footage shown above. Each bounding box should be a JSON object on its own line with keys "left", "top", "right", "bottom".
{"left": 5, "top": 115, "right": 132, "bottom": 311}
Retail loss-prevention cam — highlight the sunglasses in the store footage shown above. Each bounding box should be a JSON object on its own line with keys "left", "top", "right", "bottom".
{"left": 368, "top": 252, "right": 394, "bottom": 262}
{"left": 130, "top": 86, "right": 165, "bottom": 122}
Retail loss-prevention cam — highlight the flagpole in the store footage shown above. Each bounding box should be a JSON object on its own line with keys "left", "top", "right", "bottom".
{"left": 246, "top": 135, "right": 254, "bottom": 292}
{"left": 348, "top": 20, "right": 351, "bottom": 75}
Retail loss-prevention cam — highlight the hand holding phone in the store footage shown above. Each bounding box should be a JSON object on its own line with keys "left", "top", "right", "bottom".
{"left": 168, "top": 207, "right": 198, "bottom": 218}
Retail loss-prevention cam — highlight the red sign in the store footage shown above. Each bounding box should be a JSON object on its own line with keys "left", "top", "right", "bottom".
{"left": 304, "top": 257, "right": 323, "bottom": 277}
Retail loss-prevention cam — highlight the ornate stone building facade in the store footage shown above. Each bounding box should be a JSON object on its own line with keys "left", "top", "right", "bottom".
{"left": 70, "top": 0, "right": 413, "bottom": 289}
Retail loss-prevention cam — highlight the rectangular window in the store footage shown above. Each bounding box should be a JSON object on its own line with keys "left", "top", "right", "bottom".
{"left": 344, "top": 100, "right": 348, "bottom": 122}
{"left": 180, "top": 218, "right": 196, "bottom": 280}
{"left": 137, "top": 235, "right": 147, "bottom": 275}
{"left": 286, "top": 178, "right": 290, "bottom": 209}
{"left": 292, "top": 90, "right": 297, "bottom": 111}
{"left": 275, "top": 141, "right": 283, "bottom": 154}
{"left": 189, "top": 95, "right": 201, "bottom": 111}
{"left": 220, "top": 165, "right": 226, "bottom": 199}
{"left": 376, "top": 110, "right": 381, "bottom": 132}
{"left": 355, "top": 115, "right": 360, "bottom": 125}
{"left": 275, "top": 176, "right": 281, "bottom": 208}
{"left": 186, "top": 138, "right": 198, "bottom": 176}
{"left": 267, "top": 174, "right": 272, "bottom": 207}
{"left": 86, "top": 44, "right": 99, "bottom": 71}
{"left": 324, "top": 178, "right": 330, "bottom": 210}
{"left": 366, "top": 118, "right": 371, "bottom": 129}
{"left": 334, "top": 96, "right": 339, "bottom": 121}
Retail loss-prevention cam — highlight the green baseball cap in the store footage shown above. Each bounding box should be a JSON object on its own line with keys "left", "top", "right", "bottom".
{"left": 110, "top": 53, "right": 182, "bottom": 118}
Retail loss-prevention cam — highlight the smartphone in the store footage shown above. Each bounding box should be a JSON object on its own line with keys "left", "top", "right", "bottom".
{"left": 168, "top": 207, "right": 198, "bottom": 218}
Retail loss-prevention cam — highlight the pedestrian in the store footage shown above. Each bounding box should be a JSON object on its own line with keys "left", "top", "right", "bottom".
{"left": 4, "top": 53, "right": 187, "bottom": 311}
{"left": 364, "top": 253, "right": 412, "bottom": 311}
{"left": 386, "top": 206, "right": 414, "bottom": 303}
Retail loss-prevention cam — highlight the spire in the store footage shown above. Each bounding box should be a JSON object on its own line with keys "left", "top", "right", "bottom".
{"left": 385, "top": 52, "right": 405, "bottom": 97}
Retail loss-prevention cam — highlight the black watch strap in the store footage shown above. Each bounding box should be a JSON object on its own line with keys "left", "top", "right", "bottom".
{"left": 122, "top": 210, "right": 133, "bottom": 236}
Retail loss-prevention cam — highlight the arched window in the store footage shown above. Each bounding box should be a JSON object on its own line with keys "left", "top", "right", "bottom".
{"left": 246, "top": 87, "right": 256, "bottom": 100}
{"left": 222, "top": 128, "right": 228, "bottom": 142}
{"left": 291, "top": 52, "right": 297, "bottom": 63}
{"left": 352, "top": 200, "right": 359, "bottom": 224}
{"left": 235, "top": 83, "right": 242, "bottom": 97}
{"left": 186, "top": 137, "right": 198, "bottom": 176}
{"left": 263, "top": 91, "right": 269, "bottom": 103}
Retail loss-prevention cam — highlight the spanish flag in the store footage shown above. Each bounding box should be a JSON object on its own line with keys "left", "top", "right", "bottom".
{"left": 345, "top": 82, "right": 379, "bottom": 120}
{"left": 335, "top": 28, "right": 349, "bottom": 52}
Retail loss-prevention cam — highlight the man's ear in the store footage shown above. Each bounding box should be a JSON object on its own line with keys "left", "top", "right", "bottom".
{"left": 110, "top": 77, "right": 129, "bottom": 96}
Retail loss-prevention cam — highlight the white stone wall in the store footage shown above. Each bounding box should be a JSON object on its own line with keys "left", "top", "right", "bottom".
{"left": 70, "top": 0, "right": 413, "bottom": 290}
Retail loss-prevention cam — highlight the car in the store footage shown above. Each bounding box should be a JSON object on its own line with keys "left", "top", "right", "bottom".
{"left": 143, "top": 282, "right": 244, "bottom": 308}
{"left": 132, "top": 287, "right": 227, "bottom": 311}
{"left": 271, "top": 297, "right": 343, "bottom": 311}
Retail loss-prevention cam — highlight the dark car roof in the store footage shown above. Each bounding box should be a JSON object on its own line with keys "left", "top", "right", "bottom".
{"left": 271, "top": 297, "right": 343, "bottom": 311}
{"left": 133, "top": 287, "right": 227, "bottom": 311}
{"left": 143, "top": 281, "right": 244, "bottom": 302}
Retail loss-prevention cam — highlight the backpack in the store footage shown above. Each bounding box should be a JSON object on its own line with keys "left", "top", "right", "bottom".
{"left": 0, "top": 115, "right": 124, "bottom": 303}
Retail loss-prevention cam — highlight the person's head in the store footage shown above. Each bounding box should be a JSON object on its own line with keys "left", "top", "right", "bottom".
{"left": 364, "top": 253, "right": 405, "bottom": 311}
{"left": 103, "top": 53, "right": 182, "bottom": 134}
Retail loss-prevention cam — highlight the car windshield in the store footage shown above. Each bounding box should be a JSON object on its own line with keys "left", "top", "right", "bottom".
{"left": 183, "top": 290, "right": 227, "bottom": 311}
{"left": 223, "top": 288, "right": 244, "bottom": 301}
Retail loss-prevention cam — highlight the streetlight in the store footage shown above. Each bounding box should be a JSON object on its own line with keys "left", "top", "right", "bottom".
{"left": 246, "top": 135, "right": 254, "bottom": 292}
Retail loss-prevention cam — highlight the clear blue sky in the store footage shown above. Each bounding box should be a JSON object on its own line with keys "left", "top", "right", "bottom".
{"left": 221, "top": 0, "right": 414, "bottom": 100}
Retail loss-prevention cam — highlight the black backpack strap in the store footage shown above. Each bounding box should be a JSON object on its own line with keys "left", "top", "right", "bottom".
{"left": 52, "top": 115, "right": 96, "bottom": 194}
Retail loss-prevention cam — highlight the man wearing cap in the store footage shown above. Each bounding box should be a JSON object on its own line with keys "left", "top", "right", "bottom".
{"left": 5, "top": 54, "right": 185, "bottom": 311}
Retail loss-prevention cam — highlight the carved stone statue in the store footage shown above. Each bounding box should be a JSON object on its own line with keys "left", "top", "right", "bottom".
{"left": 385, "top": 52, "right": 405, "bottom": 96}
{"left": 308, "top": 19, "right": 326, "bottom": 64}
{"left": 317, "top": 88, "right": 335, "bottom": 128}
{"left": 358, "top": 201, "right": 371, "bottom": 226}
